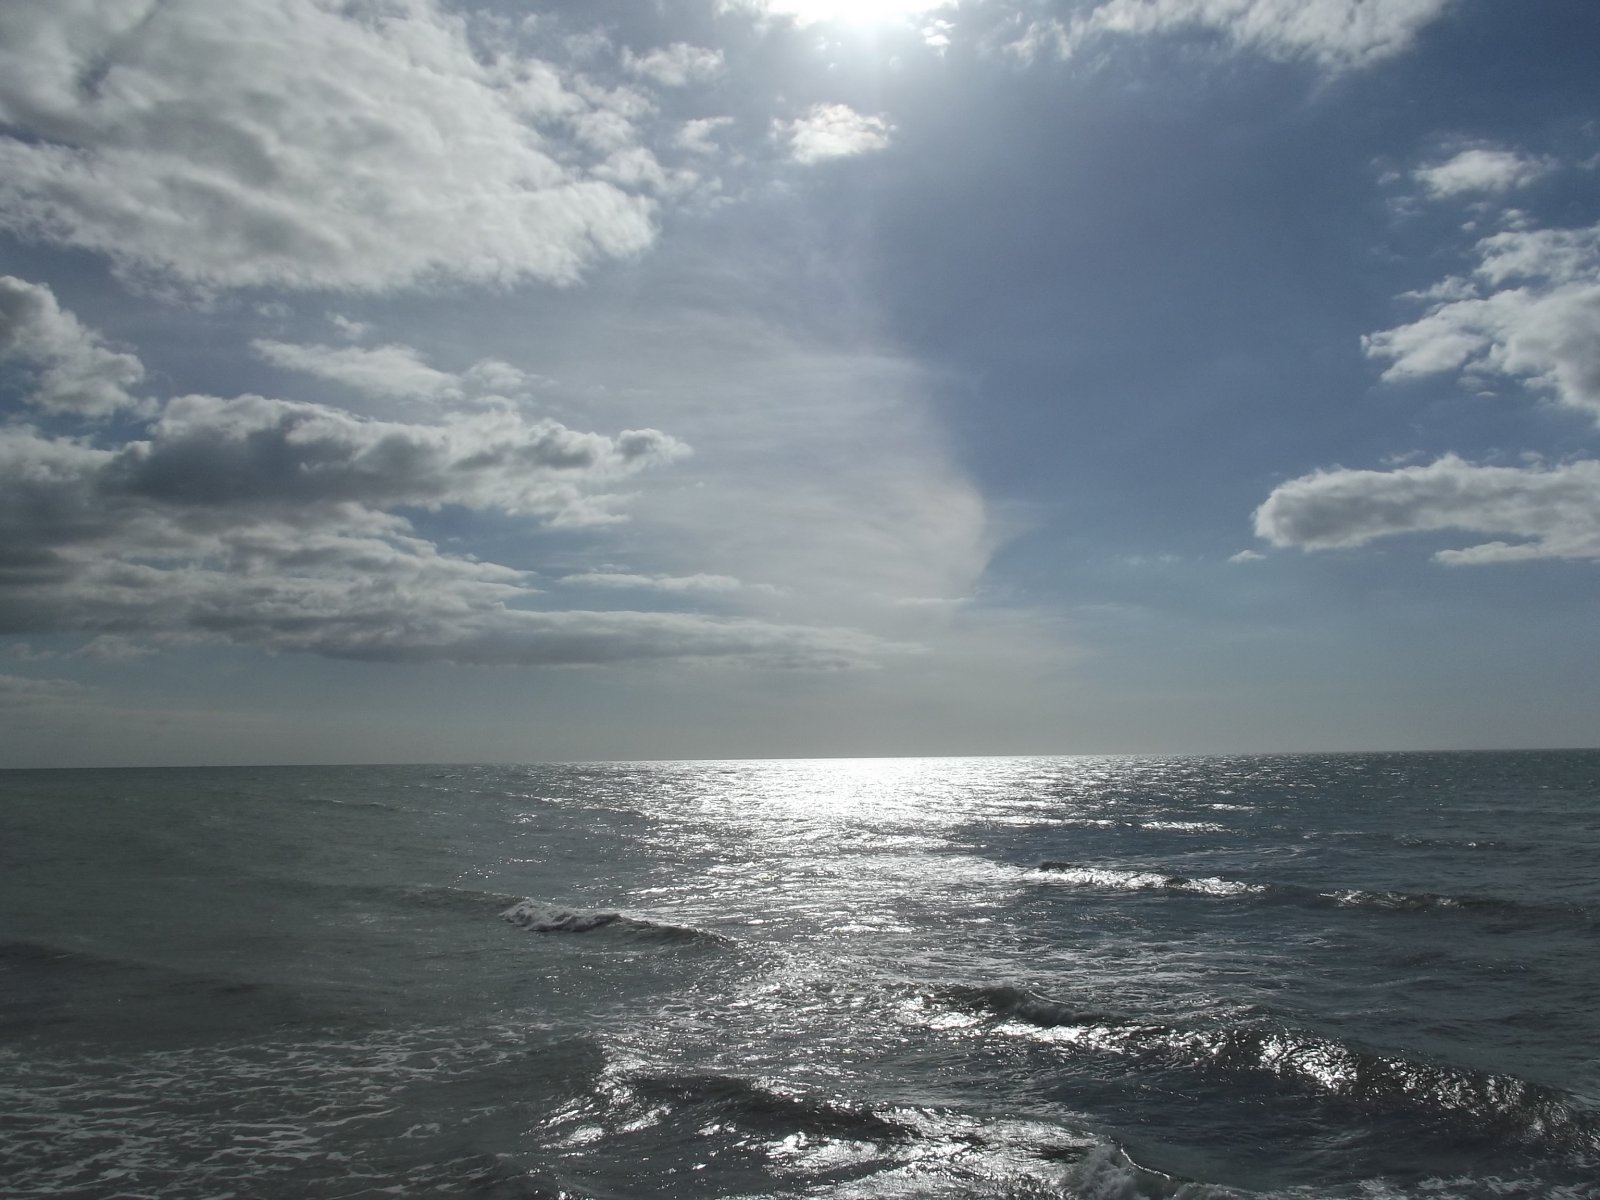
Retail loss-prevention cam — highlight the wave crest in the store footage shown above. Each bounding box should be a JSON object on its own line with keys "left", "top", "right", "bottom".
{"left": 928, "top": 984, "right": 1598, "bottom": 1151}
{"left": 499, "top": 900, "right": 731, "bottom": 945}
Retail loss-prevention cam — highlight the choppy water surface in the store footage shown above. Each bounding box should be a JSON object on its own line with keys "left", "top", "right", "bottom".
{"left": 3, "top": 752, "right": 1598, "bottom": 1198}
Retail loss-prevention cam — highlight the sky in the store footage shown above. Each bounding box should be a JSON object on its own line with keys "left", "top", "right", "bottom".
{"left": 1, "top": 0, "right": 1597, "bottom": 767}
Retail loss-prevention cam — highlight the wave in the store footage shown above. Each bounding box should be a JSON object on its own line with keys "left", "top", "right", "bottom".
{"left": 593, "top": 1067, "right": 1252, "bottom": 1198}
{"left": 931, "top": 984, "right": 1599, "bottom": 1152}
{"left": 620, "top": 1070, "right": 916, "bottom": 1142}
{"left": 1029, "top": 861, "right": 1593, "bottom": 923}
{"left": 499, "top": 899, "right": 732, "bottom": 946}
{"left": 1033, "top": 862, "right": 1264, "bottom": 898}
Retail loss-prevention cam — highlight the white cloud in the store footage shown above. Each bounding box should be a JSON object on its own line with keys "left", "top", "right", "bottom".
{"left": 623, "top": 43, "right": 724, "bottom": 87}
{"left": 0, "top": 279, "right": 907, "bottom": 671}
{"left": 720, "top": 1, "right": 948, "bottom": 28}
{"left": 463, "top": 359, "right": 539, "bottom": 395}
{"left": 1253, "top": 454, "right": 1600, "bottom": 563}
{"left": 0, "top": 0, "right": 659, "bottom": 292}
{"left": 252, "top": 340, "right": 464, "bottom": 401}
{"left": 252, "top": 338, "right": 553, "bottom": 403}
{"left": 1364, "top": 219, "right": 1600, "bottom": 419}
{"left": 778, "top": 104, "right": 893, "bottom": 165}
{"left": 1414, "top": 147, "right": 1553, "bottom": 198}
{"left": 0, "top": 275, "right": 146, "bottom": 416}
{"left": 1228, "top": 549, "right": 1265, "bottom": 563}
{"left": 561, "top": 572, "right": 779, "bottom": 595}
{"left": 676, "top": 116, "right": 736, "bottom": 157}
{"left": 326, "top": 314, "right": 374, "bottom": 342}
{"left": 1027, "top": 0, "right": 1454, "bottom": 72}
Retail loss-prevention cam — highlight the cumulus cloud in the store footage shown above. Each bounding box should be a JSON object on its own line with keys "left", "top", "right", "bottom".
{"left": 676, "top": 116, "right": 736, "bottom": 156}
{"left": 0, "top": 279, "right": 905, "bottom": 670}
{"left": 1022, "top": 0, "right": 1453, "bottom": 71}
{"left": 0, "top": 275, "right": 146, "bottom": 416}
{"left": 1413, "top": 147, "right": 1553, "bottom": 198}
{"left": 778, "top": 104, "right": 893, "bottom": 165}
{"left": 0, "top": 0, "right": 660, "bottom": 292}
{"left": 1253, "top": 455, "right": 1600, "bottom": 563}
{"left": 623, "top": 43, "right": 724, "bottom": 87}
{"left": 1364, "top": 219, "right": 1600, "bottom": 419}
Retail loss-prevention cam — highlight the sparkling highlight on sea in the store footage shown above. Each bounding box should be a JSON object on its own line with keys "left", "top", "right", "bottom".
{"left": 3, "top": 752, "right": 1598, "bottom": 1197}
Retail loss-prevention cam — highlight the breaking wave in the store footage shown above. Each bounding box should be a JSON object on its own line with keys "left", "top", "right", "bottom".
{"left": 928, "top": 984, "right": 1599, "bottom": 1152}
{"left": 1029, "top": 861, "right": 1594, "bottom": 923}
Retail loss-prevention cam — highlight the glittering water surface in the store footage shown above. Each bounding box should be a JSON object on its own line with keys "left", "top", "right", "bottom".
{"left": 3, "top": 753, "right": 1599, "bottom": 1198}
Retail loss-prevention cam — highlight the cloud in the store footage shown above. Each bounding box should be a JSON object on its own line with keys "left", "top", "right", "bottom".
{"left": 0, "top": 671, "right": 91, "bottom": 709}
{"left": 0, "top": 0, "right": 659, "bottom": 292}
{"left": 1364, "top": 219, "right": 1600, "bottom": 419}
{"left": 777, "top": 104, "right": 893, "bottom": 165}
{"left": 1253, "top": 454, "right": 1600, "bottom": 563}
{"left": 676, "top": 117, "right": 736, "bottom": 157}
{"left": 0, "top": 412, "right": 897, "bottom": 667}
{"left": 0, "top": 275, "right": 146, "bottom": 416}
{"left": 1228, "top": 549, "right": 1265, "bottom": 563}
{"left": 251, "top": 340, "right": 464, "bottom": 401}
{"left": 561, "top": 572, "right": 778, "bottom": 595}
{"left": 622, "top": 43, "right": 724, "bottom": 87}
{"left": 254, "top": 337, "right": 551, "bottom": 404}
{"left": 111, "top": 393, "right": 689, "bottom": 522}
{"left": 0, "top": 279, "right": 908, "bottom": 670}
{"left": 720, "top": 1, "right": 947, "bottom": 28}
{"left": 1414, "top": 147, "right": 1553, "bottom": 198}
{"left": 1023, "top": 0, "right": 1454, "bottom": 72}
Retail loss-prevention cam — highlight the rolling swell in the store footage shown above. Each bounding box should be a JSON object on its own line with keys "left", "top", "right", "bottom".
{"left": 931, "top": 984, "right": 1599, "bottom": 1152}
{"left": 499, "top": 899, "right": 732, "bottom": 946}
{"left": 1030, "top": 861, "right": 1595, "bottom": 925}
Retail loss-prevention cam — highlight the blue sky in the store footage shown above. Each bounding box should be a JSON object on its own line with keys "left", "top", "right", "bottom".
{"left": 1, "top": 0, "right": 1597, "bottom": 766}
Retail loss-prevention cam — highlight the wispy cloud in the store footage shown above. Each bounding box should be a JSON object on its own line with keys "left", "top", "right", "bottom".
{"left": 622, "top": 42, "right": 724, "bottom": 87}
{"left": 1413, "top": 146, "right": 1554, "bottom": 198}
{"left": 561, "top": 572, "right": 766, "bottom": 594}
{"left": 1015, "top": 0, "right": 1455, "bottom": 72}
{"left": 251, "top": 340, "right": 465, "bottom": 401}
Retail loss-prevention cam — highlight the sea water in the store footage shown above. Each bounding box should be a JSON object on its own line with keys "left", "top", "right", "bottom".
{"left": 2, "top": 752, "right": 1598, "bottom": 1198}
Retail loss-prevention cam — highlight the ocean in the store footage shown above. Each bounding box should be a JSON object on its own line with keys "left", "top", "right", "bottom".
{"left": 2, "top": 752, "right": 1598, "bottom": 1199}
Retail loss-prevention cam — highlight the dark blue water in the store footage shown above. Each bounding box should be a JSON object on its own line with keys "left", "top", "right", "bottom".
{"left": 3, "top": 753, "right": 1598, "bottom": 1198}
